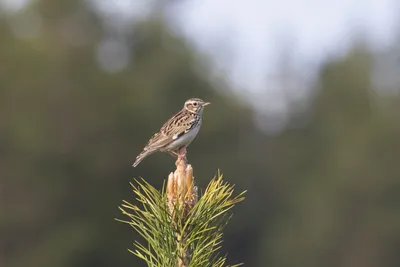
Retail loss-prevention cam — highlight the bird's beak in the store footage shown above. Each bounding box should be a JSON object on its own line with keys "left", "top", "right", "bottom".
{"left": 203, "top": 102, "right": 211, "bottom": 106}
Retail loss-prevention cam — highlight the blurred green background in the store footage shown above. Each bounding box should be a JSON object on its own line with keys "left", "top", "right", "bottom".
{"left": 1, "top": 0, "right": 400, "bottom": 267}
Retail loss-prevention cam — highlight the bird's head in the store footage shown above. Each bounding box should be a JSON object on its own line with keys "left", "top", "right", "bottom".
{"left": 184, "top": 98, "right": 211, "bottom": 114}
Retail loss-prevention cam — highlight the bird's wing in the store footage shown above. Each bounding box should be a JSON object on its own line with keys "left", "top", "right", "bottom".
{"left": 161, "top": 111, "right": 198, "bottom": 140}
{"left": 142, "top": 131, "right": 173, "bottom": 151}
{"left": 142, "top": 110, "right": 197, "bottom": 151}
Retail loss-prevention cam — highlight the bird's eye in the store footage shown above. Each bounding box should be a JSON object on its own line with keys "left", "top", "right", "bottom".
{"left": 193, "top": 102, "right": 198, "bottom": 106}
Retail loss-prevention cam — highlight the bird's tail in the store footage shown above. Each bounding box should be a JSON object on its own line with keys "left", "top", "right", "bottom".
{"left": 132, "top": 149, "right": 155, "bottom": 167}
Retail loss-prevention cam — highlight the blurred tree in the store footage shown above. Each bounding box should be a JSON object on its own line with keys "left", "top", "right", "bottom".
{"left": 260, "top": 44, "right": 400, "bottom": 267}
{"left": 1, "top": 1, "right": 268, "bottom": 267}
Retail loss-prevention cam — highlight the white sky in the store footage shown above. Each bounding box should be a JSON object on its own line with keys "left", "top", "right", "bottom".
{"left": 90, "top": 0, "right": 399, "bottom": 95}
{"left": 168, "top": 0, "right": 398, "bottom": 91}
{"left": 2, "top": 0, "right": 399, "bottom": 131}
{"left": 167, "top": 0, "right": 399, "bottom": 131}
{"left": 88, "top": 0, "right": 400, "bottom": 132}
{"left": 3, "top": 0, "right": 397, "bottom": 90}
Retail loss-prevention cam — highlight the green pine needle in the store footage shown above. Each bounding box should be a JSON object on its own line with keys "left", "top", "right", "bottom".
{"left": 117, "top": 172, "right": 246, "bottom": 267}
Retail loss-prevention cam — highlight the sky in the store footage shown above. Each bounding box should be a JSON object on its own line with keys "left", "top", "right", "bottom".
{"left": 90, "top": 0, "right": 399, "bottom": 112}
{"left": 2, "top": 0, "right": 399, "bottom": 131}
{"left": 2, "top": 0, "right": 398, "bottom": 91}
{"left": 168, "top": 0, "right": 399, "bottom": 131}
{"left": 169, "top": 0, "right": 398, "bottom": 90}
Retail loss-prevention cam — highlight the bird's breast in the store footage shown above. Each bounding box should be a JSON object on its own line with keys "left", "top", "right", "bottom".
{"left": 165, "top": 123, "right": 201, "bottom": 151}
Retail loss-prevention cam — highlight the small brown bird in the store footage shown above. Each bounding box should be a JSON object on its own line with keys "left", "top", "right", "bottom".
{"left": 133, "top": 98, "right": 210, "bottom": 167}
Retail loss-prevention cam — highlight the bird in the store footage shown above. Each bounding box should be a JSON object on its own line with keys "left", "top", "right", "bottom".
{"left": 132, "top": 98, "right": 210, "bottom": 167}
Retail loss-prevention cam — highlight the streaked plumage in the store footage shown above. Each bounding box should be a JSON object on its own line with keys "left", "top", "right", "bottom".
{"left": 133, "top": 98, "right": 210, "bottom": 167}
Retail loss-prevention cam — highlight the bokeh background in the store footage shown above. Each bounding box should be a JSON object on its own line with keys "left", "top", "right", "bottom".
{"left": 2, "top": 0, "right": 400, "bottom": 266}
